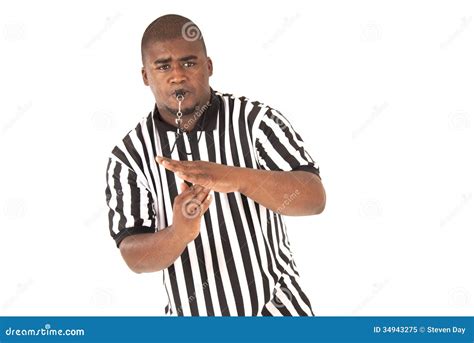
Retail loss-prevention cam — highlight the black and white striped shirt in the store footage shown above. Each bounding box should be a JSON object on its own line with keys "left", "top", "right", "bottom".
{"left": 105, "top": 90, "right": 320, "bottom": 316}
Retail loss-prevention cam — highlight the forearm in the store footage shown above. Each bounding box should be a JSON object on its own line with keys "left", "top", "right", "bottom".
{"left": 238, "top": 168, "right": 325, "bottom": 216}
{"left": 119, "top": 225, "right": 189, "bottom": 273}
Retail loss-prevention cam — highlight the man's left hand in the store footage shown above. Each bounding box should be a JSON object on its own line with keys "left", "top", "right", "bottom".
{"left": 156, "top": 156, "right": 241, "bottom": 193}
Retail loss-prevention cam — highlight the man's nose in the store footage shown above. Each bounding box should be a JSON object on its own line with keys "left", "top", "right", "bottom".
{"left": 169, "top": 64, "right": 186, "bottom": 84}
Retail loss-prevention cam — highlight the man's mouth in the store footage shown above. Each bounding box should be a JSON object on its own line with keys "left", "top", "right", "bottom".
{"left": 171, "top": 89, "right": 190, "bottom": 98}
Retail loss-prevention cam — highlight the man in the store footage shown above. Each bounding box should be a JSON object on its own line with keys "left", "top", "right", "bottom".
{"left": 105, "top": 14, "right": 326, "bottom": 316}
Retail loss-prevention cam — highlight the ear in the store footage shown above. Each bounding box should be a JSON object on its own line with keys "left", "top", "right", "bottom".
{"left": 207, "top": 57, "right": 213, "bottom": 77}
{"left": 141, "top": 67, "right": 149, "bottom": 86}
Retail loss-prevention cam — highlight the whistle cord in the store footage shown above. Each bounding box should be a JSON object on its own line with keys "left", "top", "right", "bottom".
{"left": 169, "top": 93, "right": 209, "bottom": 156}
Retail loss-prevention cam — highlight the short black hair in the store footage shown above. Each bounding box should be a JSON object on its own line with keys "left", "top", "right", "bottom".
{"left": 141, "top": 14, "right": 207, "bottom": 65}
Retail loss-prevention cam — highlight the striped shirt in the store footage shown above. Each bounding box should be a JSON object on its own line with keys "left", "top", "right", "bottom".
{"left": 105, "top": 89, "right": 320, "bottom": 316}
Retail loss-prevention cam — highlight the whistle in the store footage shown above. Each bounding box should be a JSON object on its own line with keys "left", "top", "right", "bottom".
{"left": 175, "top": 91, "right": 185, "bottom": 102}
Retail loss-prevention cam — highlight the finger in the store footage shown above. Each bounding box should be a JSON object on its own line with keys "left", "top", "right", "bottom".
{"left": 192, "top": 186, "right": 211, "bottom": 203}
{"left": 179, "top": 182, "right": 189, "bottom": 193}
{"left": 178, "top": 186, "right": 209, "bottom": 214}
{"left": 156, "top": 156, "right": 185, "bottom": 173}
{"left": 183, "top": 192, "right": 212, "bottom": 219}
{"left": 157, "top": 155, "right": 194, "bottom": 169}
{"left": 156, "top": 155, "right": 175, "bottom": 164}
{"left": 189, "top": 184, "right": 203, "bottom": 195}
{"left": 188, "top": 183, "right": 206, "bottom": 193}
{"left": 176, "top": 171, "right": 198, "bottom": 184}
{"left": 180, "top": 173, "right": 213, "bottom": 189}
{"left": 177, "top": 172, "right": 212, "bottom": 188}
{"left": 200, "top": 193, "right": 213, "bottom": 214}
{"left": 162, "top": 162, "right": 182, "bottom": 173}
{"left": 178, "top": 184, "right": 205, "bottom": 202}
{"left": 180, "top": 184, "right": 204, "bottom": 197}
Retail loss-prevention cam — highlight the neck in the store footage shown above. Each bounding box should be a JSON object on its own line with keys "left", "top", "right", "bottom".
{"left": 176, "top": 112, "right": 202, "bottom": 132}
{"left": 158, "top": 92, "right": 212, "bottom": 132}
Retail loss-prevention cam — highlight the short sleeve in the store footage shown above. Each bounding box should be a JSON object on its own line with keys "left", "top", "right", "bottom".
{"left": 105, "top": 158, "right": 157, "bottom": 248}
{"left": 253, "top": 108, "right": 320, "bottom": 178}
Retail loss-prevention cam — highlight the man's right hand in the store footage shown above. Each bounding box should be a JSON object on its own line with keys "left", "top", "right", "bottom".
{"left": 171, "top": 182, "right": 213, "bottom": 244}
{"left": 119, "top": 182, "right": 212, "bottom": 274}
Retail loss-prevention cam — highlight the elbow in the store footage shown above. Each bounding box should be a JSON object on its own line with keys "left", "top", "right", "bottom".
{"left": 120, "top": 249, "right": 144, "bottom": 274}
{"left": 122, "top": 254, "right": 156, "bottom": 274}
{"left": 119, "top": 239, "right": 147, "bottom": 274}
{"left": 279, "top": 195, "right": 325, "bottom": 216}
{"left": 130, "top": 267, "right": 143, "bottom": 274}
{"left": 313, "top": 197, "right": 325, "bottom": 214}
{"left": 127, "top": 261, "right": 145, "bottom": 274}
{"left": 302, "top": 172, "right": 326, "bottom": 215}
{"left": 311, "top": 182, "right": 326, "bottom": 215}
{"left": 119, "top": 243, "right": 168, "bottom": 274}
{"left": 277, "top": 183, "right": 326, "bottom": 216}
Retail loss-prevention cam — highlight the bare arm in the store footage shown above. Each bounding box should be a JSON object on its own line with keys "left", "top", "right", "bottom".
{"left": 156, "top": 156, "right": 325, "bottom": 217}
{"left": 119, "top": 225, "right": 188, "bottom": 273}
{"left": 119, "top": 183, "right": 212, "bottom": 273}
{"left": 238, "top": 169, "right": 325, "bottom": 216}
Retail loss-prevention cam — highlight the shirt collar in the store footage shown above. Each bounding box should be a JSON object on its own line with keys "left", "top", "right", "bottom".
{"left": 153, "top": 89, "right": 219, "bottom": 133}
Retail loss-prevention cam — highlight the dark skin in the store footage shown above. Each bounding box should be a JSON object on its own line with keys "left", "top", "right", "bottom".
{"left": 141, "top": 38, "right": 213, "bottom": 131}
{"left": 120, "top": 37, "right": 326, "bottom": 274}
{"left": 155, "top": 156, "right": 325, "bottom": 216}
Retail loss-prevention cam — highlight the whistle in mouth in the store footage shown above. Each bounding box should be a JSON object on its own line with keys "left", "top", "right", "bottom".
{"left": 175, "top": 91, "right": 185, "bottom": 101}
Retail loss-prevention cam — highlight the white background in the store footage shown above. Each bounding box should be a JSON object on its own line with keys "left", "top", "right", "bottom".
{"left": 0, "top": 0, "right": 473, "bottom": 316}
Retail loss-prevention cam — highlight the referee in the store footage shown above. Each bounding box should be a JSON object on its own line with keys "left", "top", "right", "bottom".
{"left": 105, "top": 14, "right": 326, "bottom": 316}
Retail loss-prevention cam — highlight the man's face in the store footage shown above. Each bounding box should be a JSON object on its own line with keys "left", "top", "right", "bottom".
{"left": 141, "top": 38, "right": 213, "bottom": 116}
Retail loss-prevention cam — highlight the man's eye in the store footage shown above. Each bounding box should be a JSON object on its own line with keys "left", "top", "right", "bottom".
{"left": 157, "top": 65, "right": 170, "bottom": 71}
{"left": 183, "top": 62, "right": 196, "bottom": 68}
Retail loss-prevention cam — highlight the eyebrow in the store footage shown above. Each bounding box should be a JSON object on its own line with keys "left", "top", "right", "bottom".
{"left": 153, "top": 55, "right": 199, "bottom": 65}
